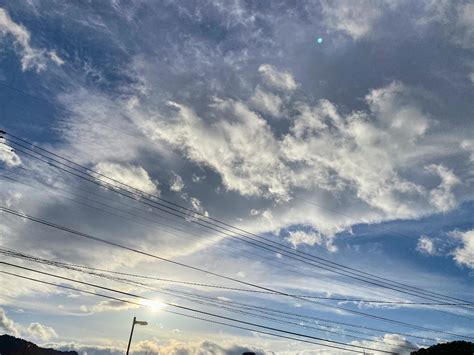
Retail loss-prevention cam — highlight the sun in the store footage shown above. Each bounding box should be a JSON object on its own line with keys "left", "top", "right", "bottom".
{"left": 140, "top": 299, "right": 167, "bottom": 312}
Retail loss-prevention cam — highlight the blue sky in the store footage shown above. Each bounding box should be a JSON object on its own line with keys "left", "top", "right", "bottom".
{"left": 0, "top": 1, "right": 473, "bottom": 354}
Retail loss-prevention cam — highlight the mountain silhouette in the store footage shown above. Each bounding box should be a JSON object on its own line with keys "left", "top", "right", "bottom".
{"left": 0, "top": 334, "right": 77, "bottom": 355}
{"left": 411, "top": 340, "right": 474, "bottom": 354}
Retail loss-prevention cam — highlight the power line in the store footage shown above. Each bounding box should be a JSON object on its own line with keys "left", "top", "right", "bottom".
{"left": 0, "top": 84, "right": 471, "bottom": 297}
{"left": 0, "top": 247, "right": 450, "bottom": 344}
{"left": 0, "top": 168, "right": 444, "bottom": 310}
{"left": 2, "top": 170, "right": 397, "bottom": 300}
{"left": 1, "top": 206, "right": 472, "bottom": 340}
{"left": 4, "top": 168, "right": 471, "bottom": 314}
{"left": 0, "top": 82, "right": 469, "bottom": 262}
{"left": 0, "top": 264, "right": 396, "bottom": 354}
{"left": 1, "top": 246, "right": 468, "bottom": 307}
{"left": 7, "top": 133, "right": 468, "bottom": 296}
{"left": 0, "top": 247, "right": 446, "bottom": 347}
{"left": 5, "top": 253, "right": 410, "bottom": 351}
{"left": 0, "top": 61, "right": 469, "bottom": 349}
{"left": 0, "top": 270, "right": 369, "bottom": 354}
{"left": 0, "top": 165, "right": 233, "bottom": 244}
{"left": 155, "top": 291, "right": 418, "bottom": 352}
{"left": 2, "top": 171, "right": 472, "bottom": 326}
{"left": 0, "top": 172, "right": 320, "bottom": 280}
{"left": 2, "top": 135, "right": 471, "bottom": 307}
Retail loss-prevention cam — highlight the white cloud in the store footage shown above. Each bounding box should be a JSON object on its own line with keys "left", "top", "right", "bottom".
{"left": 461, "top": 139, "right": 474, "bottom": 162}
{"left": 258, "top": 64, "right": 297, "bottom": 91}
{"left": 281, "top": 83, "right": 431, "bottom": 218}
{"left": 417, "top": 0, "right": 452, "bottom": 25}
{"left": 321, "top": 0, "right": 473, "bottom": 47}
{"left": 420, "top": 1, "right": 474, "bottom": 49}
{"left": 449, "top": 229, "right": 474, "bottom": 269}
{"left": 50, "top": 338, "right": 265, "bottom": 355}
{"left": 469, "top": 72, "right": 474, "bottom": 85}
{"left": 5, "top": 191, "right": 22, "bottom": 208}
{"left": 250, "top": 209, "right": 260, "bottom": 216}
{"left": 290, "top": 101, "right": 328, "bottom": 137}
{"left": 189, "top": 196, "right": 209, "bottom": 217}
{"left": 170, "top": 171, "right": 185, "bottom": 192}
{"left": 138, "top": 76, "right": 468, "bottom": 240}
{"left": 48, "top": 50, "right": 65, "bottom": 66}
{"left": 95, "top": 162, "right": 159, "bottom": 195}
{"left": 49, "top": 342, "right": 122, "bottom": 355}
{"left": 261, "top": 209, "right": 273, "bottom": 221}
{"left": 416, "top": 235, "right": 436, "bottom": 255}
{"left": 287, "top": 230, "right": 337, "bottom": 252}
{"left": 0, "top": 8, "right": 63, "bottom": 72}
{"left": 350, "top": 333, "right": 417, "bottom": 355}
{"left": 5, "top": 59, "right": 467, "bottom": 268}
{"left": 250, "top": 86, "right": 283, "bottom": 117}
{"left": 142, "top": 339, "right": 264, "bottom": 355}
{"left": 287, "top": 230, "right": 321, "bottom": 248}
{"left": 191, "top": 174, "right": 205, "bottom": 183}
{"left": 80, "top": 299, "right": 139, "bottom": 314}
{"left": 57, "top": 89, "right": 156, "bottom": 165}
{"left": 320, "top": 0, "right": 388, "bottom": 40}
{"left": 365, "top": 81, "right": 430, "bottom": 141}
{"left": 2, "top": 4, "right": 473, "bottom": 350}
{"left": 454, "top": 2, "right": 474, "bottom": 49}
{"left": 0, "top": 140, "right": 22, "bottom": 167}
{"left": 426, "top": 164, "right": 460, "bottom": 212}
{"left": 27, "top": 322, "right": 58, "bottom": 341}
{"left": 145, "top": 98, "right": 291, "bottom": 200}
{"left": 0, "top": 308, "right": 20, "bottom": 337}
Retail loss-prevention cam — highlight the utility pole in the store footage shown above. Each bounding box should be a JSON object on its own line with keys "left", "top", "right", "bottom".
{"left": 126, "top": 316, "right": 148, "bottom": 355}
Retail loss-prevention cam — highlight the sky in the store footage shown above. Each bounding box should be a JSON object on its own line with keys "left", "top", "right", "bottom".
{"left": 0, "top": 1, "right": 473, "bottom": 354}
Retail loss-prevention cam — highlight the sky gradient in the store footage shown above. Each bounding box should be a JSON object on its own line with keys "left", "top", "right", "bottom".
{"left": 0, "top": 1, "right": 473, "bottom": 354}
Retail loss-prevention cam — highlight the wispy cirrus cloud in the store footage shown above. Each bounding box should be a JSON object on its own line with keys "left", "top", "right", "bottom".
{"left": 320, "top": 0, "right": 389, "bottom": 40}
{"left": 258, "top": 64, "right": 298, "bottom": 92}
{"left": 49, "top": 60, "right": 474, "bottom": 252}
{"left": 1, "top": 1, "right": 473, "bottom": 351}
{"left": 0, "top": 7, "right": 63, "bottom": 72}
{"left": 80, "top": 299, "right": 139, "bottom": 314}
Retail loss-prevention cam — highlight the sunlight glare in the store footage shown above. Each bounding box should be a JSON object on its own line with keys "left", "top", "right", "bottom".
{"left": 141, "top": 299, "right": 167, "bottom": 312}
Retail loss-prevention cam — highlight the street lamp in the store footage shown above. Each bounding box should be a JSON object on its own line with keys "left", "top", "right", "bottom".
{"left": 126, "top": 316, "right": 148, "bottom": 355}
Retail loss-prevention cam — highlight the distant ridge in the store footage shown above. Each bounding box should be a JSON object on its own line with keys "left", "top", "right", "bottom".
{"left": 0, "top": 334, "right": 77, "bottom": 355}
{"left": 411, "top": 340, "right": 474, "bottom": 354}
